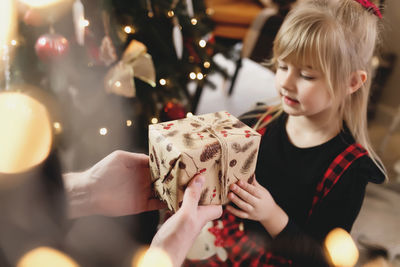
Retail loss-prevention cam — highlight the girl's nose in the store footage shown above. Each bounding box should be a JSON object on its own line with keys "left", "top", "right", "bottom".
{"left": 280, "top": 69, "right": 296, "bottom": 91}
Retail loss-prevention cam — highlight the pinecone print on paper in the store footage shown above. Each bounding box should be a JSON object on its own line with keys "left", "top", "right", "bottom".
{"left": 231, "top": 140, "right": 254, "bottom": 153}
{"left": 241, "top": 149, "right": 257, "bottom": 174}
{"left": 200, "top": 141, "right": 221, "bottom": 162}
{"left": 183, "top": 133, "right": 195, "bottom": 148}
{"left": 232, "top": 121, "right": 246, "bottom": 128}
{"left": 152, "top": 146, "right": 161, "bottom": 177}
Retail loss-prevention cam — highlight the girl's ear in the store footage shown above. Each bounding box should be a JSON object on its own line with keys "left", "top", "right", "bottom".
{"left": 348, "top": 70, "right": 367, "bottom": 95}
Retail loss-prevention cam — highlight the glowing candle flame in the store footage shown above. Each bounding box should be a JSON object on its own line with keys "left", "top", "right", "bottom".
{"left": 19, "top": 0, "right": 66, "bottom": 8}
{"left": 133, "top": 247, "right": 173, "bottom": 267}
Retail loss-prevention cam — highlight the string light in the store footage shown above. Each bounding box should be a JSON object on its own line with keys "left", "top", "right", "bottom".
{"left": 203, "top": 61, "right": 210, "bottom": 68}
{"left": 189, "top": 72, "right": 196, "bottom": 80}
{"left": 124, "top": 26, "right": 134, "bottom": 34}
{"left": 126, "top": 120, "right": 132, "bottom": 127}
{"left": 167, "top": 10, "right": 174, "bottom": 17}
{"left": 159, "top": 79, "right": 167, "bottom": 86}
{"left": 10, "top": 39, "right": 17, "bottom": 46}
{"left": 199, "top": 39, "right": 206, "bottom": 48}
{"left": 99, "top": 128, "right": 108, "bottom": 136}
{"left": 80, "top": 19, "right": 89, "bottom": 27}
{"left": 186, "top": 112, "right": 193, "bottom": 117}
{"left": 197, "top": 73, "right": 204, "bottom": 80}
{"left": 206, "top": 8, "right": 215, "bottom": 15}
{"left": 53, "top": 122, "right": 62, "bottom": 134}
{"left": 151, "top": 117, "right": 158, "bottom": 124}
{"left": 114, "top": 81, "right": 121, "bottom": 88}
{"left": 191, "top": 18, "right": 198, "bottom": 25}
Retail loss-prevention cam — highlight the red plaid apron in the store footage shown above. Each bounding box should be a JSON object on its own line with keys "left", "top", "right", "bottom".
{"left": 184, "top": 113, "right": 368, "bottom": 266}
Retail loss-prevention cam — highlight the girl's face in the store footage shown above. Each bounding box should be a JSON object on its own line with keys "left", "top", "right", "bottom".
{"left": 275, "top": 59, "right": 333, "bottom": 118}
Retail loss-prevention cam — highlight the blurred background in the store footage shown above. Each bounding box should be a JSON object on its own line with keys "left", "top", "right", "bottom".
{"left": 0, "top": 0, "right": 398, "bottom": 266}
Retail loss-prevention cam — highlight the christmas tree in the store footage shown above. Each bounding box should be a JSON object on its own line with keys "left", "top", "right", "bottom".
{"left": 9, "top": 0, "right": 226, "bottom": 171}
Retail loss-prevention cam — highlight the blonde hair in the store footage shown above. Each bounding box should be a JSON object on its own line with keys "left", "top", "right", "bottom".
{"left": 252, "top": 0, "right": 387, "bottom": 178}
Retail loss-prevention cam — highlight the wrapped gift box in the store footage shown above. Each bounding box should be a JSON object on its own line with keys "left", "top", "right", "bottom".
{"left": 148, "top": 111, "right": 261, "bottom": 211}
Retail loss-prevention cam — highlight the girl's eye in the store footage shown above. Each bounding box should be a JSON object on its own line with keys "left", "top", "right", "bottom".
{"left": 300, "top": 73, "right": 315, "bottom": 80}
{"left": 278, "top": 65, "right": 288, "bottom": 70}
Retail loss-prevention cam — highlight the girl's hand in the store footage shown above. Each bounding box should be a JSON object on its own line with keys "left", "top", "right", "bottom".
{"left": 226, "top": 177, "right": 289, "bottom": 238}
{"left": 226, "top": 178, "right": 275, "bottom": 222}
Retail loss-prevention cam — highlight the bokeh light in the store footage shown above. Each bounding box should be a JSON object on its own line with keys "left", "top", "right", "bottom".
{"left": 325, "top": 228, "right": 359, "bottom": 267}
{"left": 0, "top": 92, "right": 52, "bottom": 174}
{"left": 17, "top": 246, "right": 79, "bottom": 267}
{"left": 19, "top": 0, "right": 67, "bottom": 8}
{"left": 133, "top": 246, "right": 173, "bottom": 267}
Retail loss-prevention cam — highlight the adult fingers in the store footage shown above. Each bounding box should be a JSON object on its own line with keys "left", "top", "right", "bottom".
{"left": 197, "top": 205, "right": 223, "bottom": 223}
{"left": 181, "top": 174, "right": 205, "bottom": 212}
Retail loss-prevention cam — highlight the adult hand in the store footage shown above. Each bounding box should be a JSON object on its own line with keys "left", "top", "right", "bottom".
{"left": 226, "top": 177, "right": 288, "bottom": 238}
{"left": 147, "top": 174, "right": 222, "bottom": 267}
{"left": 64, "top": 150, "right": 165, "bottom": 218}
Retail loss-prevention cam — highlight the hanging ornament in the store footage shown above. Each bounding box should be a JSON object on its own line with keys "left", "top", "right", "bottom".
{"left": 35, "top": 32, "right": 69, "bottom": 62}
{"left": 72, "top": 0, "right": 85, "bottom": 46}
{"left": 186, "top": 0, "right": 194, "bottom": 17}
{"left": 99, "top": 12, "right": 117, "bottom": 66}
{"left": 160, "top": 99, "right": 187, "bottom": 121}
{"left": 23, "top": 9, "right": 44, "bottom": 26}
{"left": 172, "top": 17, "right": 183, "bottom": 60}
{"left": 145, "top": 0, "right": 154, "bottom": 18}
{"left": 104, "top": 40, "right": 156, "bottom": 98}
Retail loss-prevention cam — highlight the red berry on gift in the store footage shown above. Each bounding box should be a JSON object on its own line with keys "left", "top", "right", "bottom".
{"left": 245, "top": 134, "right": 251, "bottom": 138}
{"left": 212, "top": 193, "right": 216, "bottom": 198}
{"left": 199, "top": 168, "right": 206, "bottom": 173}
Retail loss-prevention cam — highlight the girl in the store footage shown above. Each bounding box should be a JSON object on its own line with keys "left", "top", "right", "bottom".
{"left": 186, "top": 0, "right": 387, "bottom": 265}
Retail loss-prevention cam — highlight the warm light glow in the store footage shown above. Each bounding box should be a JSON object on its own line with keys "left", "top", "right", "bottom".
{"left": 19, "top": 0, "right": 66, "bottom": 8}
{"left": 0, "top": 92, "right": 52, "bottom": 174}
{"left": 133, "top": 247, "right": 173, "bottom": 267}
{"left": 151, "top": 117, "right": 158, "bottom": 124}
{"left": 115, "top": 81, "right": 121, "bottom": 87}
{"left": 126, "top": 120, "right": 132, "bottom": 127}
{"left": 11, "top": 39, "right": 17, "bottom": 46}
{"left": 159, "top": 79, "right": 167, "bottom": 86}
{"left": 206, "top": 8, "right": 215, "bottom": 15}
{"left": 197, "top": 73, "right": 204, "bottom": 80}
{"left": 167, "top": 10, "right": 175, "bottom": 17}
{"left": 99, "top": 128, "right": 108, "bottom": 135}
{"left": 325, "top": 228, "right": 359, "bottom": 267}
{"left": 203, "top": 61, "right": 210, "bottom": 68}
{"left": 124, "top": 26, "right": 133, "bottom": 34}
{"left": 186, "top": 112, "right": 193, "bottom": 117}
{"left": 17, "top": 246, "right": 79, "bottom": 267}
{"left": 371, "top": 56, "right": 380, "bottom": 68}
{"left": 191, "top": 18, "right": 198, "bottom": 25}
{"left": 0, "top": 0, "right": 17, "bottom": 47}
{"left": 189, "top": 72, "right": 196, "bottom": 80}
{"left": 199, "top": 39, "right": 206, "bottom": 48}
{"left": 80, "top": 19, "right": 89, "bottom": 27}
{"left": 53, "top": 122, "right": 62, "bottom": 134}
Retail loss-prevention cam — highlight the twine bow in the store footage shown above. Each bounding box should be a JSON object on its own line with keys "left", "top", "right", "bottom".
{"left": 104, "top": 40, "right": 156, "bottom": 98}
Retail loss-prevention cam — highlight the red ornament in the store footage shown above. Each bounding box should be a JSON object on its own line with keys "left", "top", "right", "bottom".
{"left": 160, "top": 100, "right": 187, "bottom": 121}
{"left": 35, "top": 33, "right": 69, "bottom": 62}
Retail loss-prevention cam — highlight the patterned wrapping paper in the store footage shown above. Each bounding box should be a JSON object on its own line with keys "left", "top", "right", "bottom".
{"left": 148, "top": 111, "right": 261, "bottom": 211}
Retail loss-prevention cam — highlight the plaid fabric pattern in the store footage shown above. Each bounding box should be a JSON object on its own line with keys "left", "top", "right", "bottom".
{"left": 308, "top": 143, "right": 368, "bottom": 218}
{"left": 184, "top": 210, "right": 292, "bottom": 267}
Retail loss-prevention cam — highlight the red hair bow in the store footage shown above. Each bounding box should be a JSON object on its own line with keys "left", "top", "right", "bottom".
{"left": 354, "top": 0, "right": 383, "bottom": 18}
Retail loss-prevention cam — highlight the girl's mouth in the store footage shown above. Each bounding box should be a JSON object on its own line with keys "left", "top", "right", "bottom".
{"left": 281, "top": 93, "right": 299, "bottom": 106}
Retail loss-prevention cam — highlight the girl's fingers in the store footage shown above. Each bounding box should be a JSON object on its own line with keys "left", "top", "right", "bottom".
{"left": 228, "top": 192, "right": 253, "bottom": 212}
{"left": 235, "top": 180, "right": 261, "bottom": 199}
{"left": 226, "top": 205, "right": 249, "bottom": 219}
